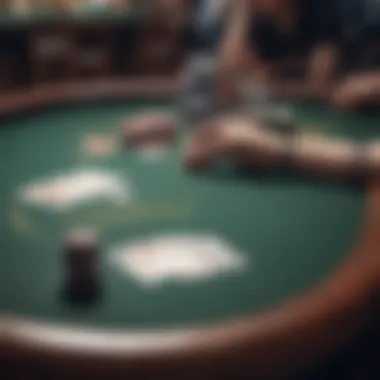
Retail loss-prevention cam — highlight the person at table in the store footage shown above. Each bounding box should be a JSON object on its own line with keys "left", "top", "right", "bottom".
{"left": 223, "top": 0, "right": 380, "bottom": 111}
{"left": 219, "top": 0, "right": 343, "bottom": 103}
{"left": 182, "top": 0, "right": 380, "bottom": 179}
{"left": 178, "top": 0, "right": 232, "bottom": 123}
{"left": 123, "top": 0, "right": 229, "bottom": 138}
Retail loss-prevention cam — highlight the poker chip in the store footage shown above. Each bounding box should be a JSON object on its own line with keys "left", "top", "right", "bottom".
{"left": 62, "top": 228, "right": 101, "bottom": 304}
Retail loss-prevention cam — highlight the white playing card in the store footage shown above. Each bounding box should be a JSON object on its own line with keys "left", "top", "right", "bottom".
{"left": 110, "top": 233, "right": 247, "bottom": 287}
{"left": 18, "top": 169, "right": 134, "bottom": 211}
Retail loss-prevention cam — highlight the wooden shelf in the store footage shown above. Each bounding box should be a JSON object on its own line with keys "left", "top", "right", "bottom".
{"left": 0, "top": 8, "right": 144, "bottom": 29}
{"left": 0, "top": 6, "right": 186, "bottom": 86}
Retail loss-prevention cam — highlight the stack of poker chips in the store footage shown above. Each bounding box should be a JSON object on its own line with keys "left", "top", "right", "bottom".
{"left": 62, "top": 229, "right": 101, "bottom": 304}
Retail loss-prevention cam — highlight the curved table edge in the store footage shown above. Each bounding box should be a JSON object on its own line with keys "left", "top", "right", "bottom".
{"left": 0, "top": 81, "right": 379, "bottom": 378}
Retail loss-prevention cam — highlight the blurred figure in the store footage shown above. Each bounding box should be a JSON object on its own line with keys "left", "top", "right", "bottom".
{"left": 188, "top": 0, "right": 226, "bottom": 53}
{"left": 220, "top": 0, "right": 342, "bottom": 101}
{"left": 222, "top": 0, "right": 380, "bottom": 111}
{"left": 178, "top": 0, "right": 231, "bottom": 124}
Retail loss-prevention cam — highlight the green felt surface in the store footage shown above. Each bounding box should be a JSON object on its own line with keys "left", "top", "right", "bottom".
{"left": 0, "top": 101, "right": 378, "bottom": 330}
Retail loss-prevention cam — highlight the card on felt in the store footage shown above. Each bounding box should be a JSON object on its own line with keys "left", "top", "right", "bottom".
{"left": 110, "top": 233, "right": 247, "bottom": 287}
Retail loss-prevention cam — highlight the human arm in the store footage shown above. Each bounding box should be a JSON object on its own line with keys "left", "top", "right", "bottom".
{"left": 184, "top": 118, "right": 380, "bottom": 178}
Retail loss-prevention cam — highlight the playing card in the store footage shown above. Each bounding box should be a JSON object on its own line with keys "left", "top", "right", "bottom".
{"left": 19, "top": 169, "right": 134, "bottom": 211}
{"left": 110, "top": 233, "right": 247, "bottom": 287}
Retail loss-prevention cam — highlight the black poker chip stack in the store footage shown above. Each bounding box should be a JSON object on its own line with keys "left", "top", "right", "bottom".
{"left": 62, "top": 229, "right": 101, "bottom": 304}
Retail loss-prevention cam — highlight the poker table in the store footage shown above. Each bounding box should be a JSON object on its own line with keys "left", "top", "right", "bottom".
{"left": 1, "top": 81, "right": 380, "bottom": 379}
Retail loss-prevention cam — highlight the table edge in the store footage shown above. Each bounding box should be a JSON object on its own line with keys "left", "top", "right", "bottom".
{"left": 1, "top": 80, "right": 379, "bottom": 377}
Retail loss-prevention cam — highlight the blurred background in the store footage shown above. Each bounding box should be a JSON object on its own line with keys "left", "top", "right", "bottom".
{"left": 0, "top": 1, "right": 379, "bottom": 379}
{"left": 0, "top": 0, "right": 188, "bottom": 90}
